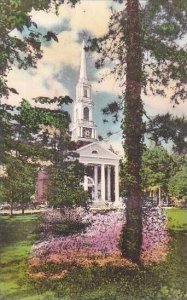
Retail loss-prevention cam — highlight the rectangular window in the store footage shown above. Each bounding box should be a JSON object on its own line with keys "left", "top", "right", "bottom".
{"left": 83, "top": 87, "right": 88, "bottom": 97}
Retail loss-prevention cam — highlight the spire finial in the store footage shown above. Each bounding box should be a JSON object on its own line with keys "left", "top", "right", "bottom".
{"left": 79, "top": 39, "right": 88, "bottom": 81}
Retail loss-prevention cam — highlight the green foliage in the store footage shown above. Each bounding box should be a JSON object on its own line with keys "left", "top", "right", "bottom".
{"left": 146, "top": 114, "right": 187, "bottom": 154}
{"left": 120, "top": 146, "right": 186, "bottom": 198}
{"left": 168, "top": 165, "right": 187, "bottom": 202}
{"left": 1, "top": 157, "right": 36, "bottom": 211}
{"left": 48, "top": 160, "right": 88, "bottom": 208}
{"left": 19, "top": 98, "right": 71, "bottom": 133}
{"left": 141, "top": 146, "right": 175, "bottom": 191}
{"left": 119, "top": 158, "right": 131, "bottom": 197}
{"left": 0, "top": 96, "right": 86, "bottom": 210}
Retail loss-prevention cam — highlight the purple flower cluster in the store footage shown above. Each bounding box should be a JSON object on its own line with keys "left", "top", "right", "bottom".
{"left": 141, "top": 208, "right": 170, "bottom": 263}
{"left": 32, "top": 210, "right": 124, "bottom": 261}
{"left": 41, "top": 207, "right": 92, "bottom": 225}
{"left": 142, "top": 208, "right": 168, "bottom": 251}
{"left": 31, "top": 208, "right": 169, "bottom": 266}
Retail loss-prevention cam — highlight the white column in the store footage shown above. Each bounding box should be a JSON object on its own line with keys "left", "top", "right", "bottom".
{"left": 84, "top": 175, "right": 88, "bottom": 191}
{"left": 94, "top": 165, "right": 98, "bottom": 201}
{"left": 107, "top": 166, "right": 111, "bottom": 201}
{"left": 114, "top": 164, "right": 120, "bottom": 205}
{"left": 101, "top": 164, "right": 106, "bottom": 202}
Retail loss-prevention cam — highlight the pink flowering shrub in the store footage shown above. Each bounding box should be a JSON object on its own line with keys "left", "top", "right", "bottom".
{"left": 39, "top": 207, "right": 93, "bottom": 237}
{"left": 32, "top": 210, "right": 124, "bottom": 259}
{"left": 41, "top": 207, "right": 92, "bottom": 225}
{"left": 29, "top": 208, "right": 170, "bottom": 277}
{"left": 141, "top": 207, "right": 170, "bottom": 264}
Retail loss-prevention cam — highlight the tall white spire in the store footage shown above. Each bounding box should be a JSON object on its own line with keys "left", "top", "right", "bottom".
{"left": 79, "top": 40, "right": 88, "bottom": 82}
{"left": 70, "top": 39, "right": 97, "bottom": 142}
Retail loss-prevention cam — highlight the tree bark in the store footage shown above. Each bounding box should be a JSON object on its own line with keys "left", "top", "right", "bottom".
{"left": 10, "top": 201, "right": 13, "bottom": 217}
{"left": 121, "top": 0, "right": 143, "bottom": 263}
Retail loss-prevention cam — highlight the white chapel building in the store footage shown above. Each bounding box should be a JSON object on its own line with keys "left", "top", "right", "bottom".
{"left": 70, "top": 41, "right": 120, "bottom": 207}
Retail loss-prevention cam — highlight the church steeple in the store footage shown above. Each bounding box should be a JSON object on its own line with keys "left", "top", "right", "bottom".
{"left": 79, "top": 40, "right": 88, "bottom": 82}
{"left": 70, "top": 40, "right": 97, "bottom": 142}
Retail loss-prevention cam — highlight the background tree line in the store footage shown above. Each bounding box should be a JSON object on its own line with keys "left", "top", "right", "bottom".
{"left": 0, "top": 97, "right": 87, "bottom": 215}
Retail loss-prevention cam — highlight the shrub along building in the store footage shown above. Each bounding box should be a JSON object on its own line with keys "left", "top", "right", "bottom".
{"left": 35, "top": 41, "right": 120, "bottom": 207}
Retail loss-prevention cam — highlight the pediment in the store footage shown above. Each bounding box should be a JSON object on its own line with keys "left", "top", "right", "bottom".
{"left": 76, "top": 142, "right": 119, "bottom": 160}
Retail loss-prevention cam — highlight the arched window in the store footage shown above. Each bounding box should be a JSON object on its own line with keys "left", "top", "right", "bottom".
{"left": 92, "top": 150, "right": 98, "bottom": 154}
{"left": 84, "top": 107, "right": 89, "bottom": 120}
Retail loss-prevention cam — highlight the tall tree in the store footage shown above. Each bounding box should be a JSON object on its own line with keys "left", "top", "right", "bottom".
{"left": 1, "top": 157, "right": 36, "bottom": 216}
{"left": 89, "top": 0, "right": 187, "bottom": 262}
{"left": 119, "top": 0, "right": 143, "bottom": 262}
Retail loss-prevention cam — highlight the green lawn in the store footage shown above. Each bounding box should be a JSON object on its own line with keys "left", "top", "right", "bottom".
{"left": 0, "top": 209, "right": 187, "bottom": 300}
{"left": 0, "top": 214, "right": 54, "bottom": 300}
{"left": 164, "top": 208, "right": 187, "bottom": 231}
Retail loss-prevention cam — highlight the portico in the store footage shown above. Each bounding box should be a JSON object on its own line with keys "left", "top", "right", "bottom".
{"left": 77, "top": 142, "right": 120, "bottom": 206}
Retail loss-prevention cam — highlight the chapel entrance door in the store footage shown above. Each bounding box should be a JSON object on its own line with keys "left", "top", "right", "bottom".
{"left": 87, "top": 177, "right": 95, "bottom": 201}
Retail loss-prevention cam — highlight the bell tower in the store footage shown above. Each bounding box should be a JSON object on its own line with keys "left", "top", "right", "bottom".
{"left": 71, "top": 40, "right": 97, "bottom": 142}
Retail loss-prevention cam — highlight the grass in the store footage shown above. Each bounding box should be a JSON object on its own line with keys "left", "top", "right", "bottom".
{"left": 2, "top": 214, "right": 38, "bottom": 222}
{"left": 0, "top": 214, "right": 52, "bottom": 300}
{"left": 0, "top": 209, "right": 187, "bottom": 300}
{"left": 164, "top": 208, "right": 187, "bottom": 231}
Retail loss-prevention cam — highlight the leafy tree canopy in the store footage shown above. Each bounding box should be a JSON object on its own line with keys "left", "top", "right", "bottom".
{"left": 0, "top": 96, "right": 87, "bottom": 209}
{"left": 48, "top": 160, "right": 87, "bottom": 208}
{"left": 146, "top": 113, "right": 187, "bottom": 154}
{"left": 168, "top": 164, "right": 187, "bottom": 201}
{"left": 141, "top": 146, "right": 176, "bottom": 191}
{"left": 0, "top": 156, "right": 36, "bottom": 215}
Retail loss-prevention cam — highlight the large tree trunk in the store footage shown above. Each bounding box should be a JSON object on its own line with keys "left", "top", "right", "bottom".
{"left": 121, "top": 0, "right": 143, "bottom": 263}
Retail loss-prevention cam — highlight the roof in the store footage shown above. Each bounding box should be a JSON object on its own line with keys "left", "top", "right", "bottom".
{"left": 76, "top": 141, "right": 120, "bottom": 161}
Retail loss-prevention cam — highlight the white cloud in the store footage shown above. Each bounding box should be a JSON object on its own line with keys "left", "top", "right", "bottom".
{"left": 6, "top": 62, "right": 68, "bottom": 106}
{"left": 42, "top": 31, "right": 81, "bottom": 69}
{"left": 92, "top": 67, "right": 121, "bottom": 95}
{"left": 144, "top": 93, "right": 187, "bottom": 117}
{"left": 32, "top": 1, "right": 110, "bottom": 38}
{"left": 31, "top": 9, "right": 62, "bottom": 29}
{"left": 105, "top": 140, "right": 124, "bottom": 157}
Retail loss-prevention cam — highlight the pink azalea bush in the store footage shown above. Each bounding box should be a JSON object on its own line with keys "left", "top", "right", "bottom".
{"left": 29, "top": 207, "right": 170, "bottom": 276}
{"left": 141, "top": 207, "right": 170, "bottom": 263}
{"left": 40, "top": 207, "right": 92, "bottom": 225}
{"left": 39, "top": 207, "right": 93, "bottom": 237}
{"left": 32, "top": 210, "right": 124, "bottom": 260}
